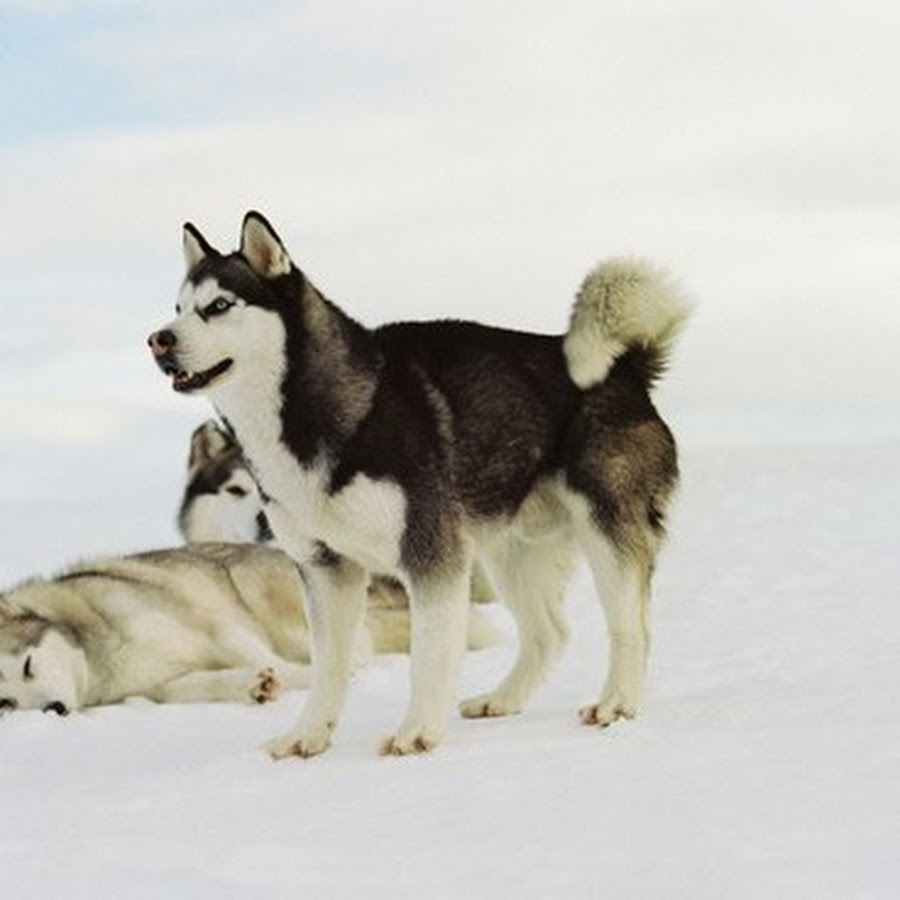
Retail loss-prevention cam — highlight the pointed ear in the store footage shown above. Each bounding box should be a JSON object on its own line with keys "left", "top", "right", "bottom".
{"left": 240, "top": 211, "right": 292, "bottom": 279}
{"left": 183, "top": 223, "right": 216, "bottom": 273}
{"left": 187, "top": 420, "right": 234, "bottom": 474}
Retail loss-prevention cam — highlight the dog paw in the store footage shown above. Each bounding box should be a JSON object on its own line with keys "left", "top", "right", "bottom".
{"left": 578, "top": 698, "right": 637, "bottom": 728}
{"left": 264, "top": 726, "right": 332, "bottom": 760}
{"left": 249, "top": 667, "right": 282, "bottom": 704}
{"left": 458, "top": 692, "right": 522, "bottom": 719}
{"left": 379, "top": 729, "right": 440, "bottom": 756}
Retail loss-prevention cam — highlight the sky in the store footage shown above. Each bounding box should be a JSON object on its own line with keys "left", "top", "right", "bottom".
{"left": 1, "top": 0, "right": 899, "bottom": 468}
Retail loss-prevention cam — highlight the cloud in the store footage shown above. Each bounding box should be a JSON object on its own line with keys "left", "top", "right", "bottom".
{"left": 2, "top": 1, "right": 900, "bottom": 446}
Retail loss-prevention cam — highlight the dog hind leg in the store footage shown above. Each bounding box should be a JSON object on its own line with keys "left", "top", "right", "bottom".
{"left": 460, "top": 534, "right": 575, "bottom": 718}
{"left": 577, "top": 523, "right": 655, "bottom": 727}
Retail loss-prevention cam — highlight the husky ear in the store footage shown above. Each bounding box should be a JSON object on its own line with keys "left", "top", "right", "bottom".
{"left": 183, "top": 223, "right": 216, "bottom": 273}
{"left": 240, "top": 211, "right": 292, "bottom": 279}
{"left": 187, "top": 420, "right": 235, "bottom": 474}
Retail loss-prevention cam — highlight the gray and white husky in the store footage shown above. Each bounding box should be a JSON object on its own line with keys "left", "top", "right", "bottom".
{"left": 149, "top": 212, "right": 689, "bottom": 757}
{"left": 0, "top": 544, "right": 325, "bottom": 714}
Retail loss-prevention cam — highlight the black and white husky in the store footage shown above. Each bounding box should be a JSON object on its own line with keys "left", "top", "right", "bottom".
{"left": 149, "top": 212, "right": 689, "bottom": 757}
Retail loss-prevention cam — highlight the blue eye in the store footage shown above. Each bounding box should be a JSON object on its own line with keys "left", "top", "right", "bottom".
{"left": 201, "top": 297, "right": 233, "bottom": 319}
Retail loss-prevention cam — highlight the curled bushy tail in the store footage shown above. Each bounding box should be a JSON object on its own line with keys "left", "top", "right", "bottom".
{"left": 563, "top": 258, "right": 690, "bottom": 390}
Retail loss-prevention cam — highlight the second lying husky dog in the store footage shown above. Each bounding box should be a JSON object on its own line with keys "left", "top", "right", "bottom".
{"left": 149, "top": 212, "right": 689, "bottom": 757}
{"left": 179, "top": 418, "right": 276, "bottom": 545}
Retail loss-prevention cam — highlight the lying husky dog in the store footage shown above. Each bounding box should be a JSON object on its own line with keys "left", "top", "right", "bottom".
{"left": 0, "top": 518, "right": 493, "bottom": 719}
{"left": 0, "top": 544, "right": 327, "bottom": 714}
{"left": 149, "top": 212, "right": 689, "bottom": 757}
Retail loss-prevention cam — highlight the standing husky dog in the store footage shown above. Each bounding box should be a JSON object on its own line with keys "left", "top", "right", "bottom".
{"left": 149, "top": 212, "right": 689, "bottom": 757}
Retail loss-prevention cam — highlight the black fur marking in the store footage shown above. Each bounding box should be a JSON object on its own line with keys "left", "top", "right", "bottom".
{"left": 311, "top": 541, "right": 342, "bottom": 568}
{"left": 54, "top": 569, "right": 146, "bottom": 587}
{"left": 197, "top": 296, "right": 236, "bottom": 322}
{"left": 240, "top": 456, "right": 271, "bottom": 505}
{"left": 219, "top": 416, "right": 237, "bottom": 443}
{"left": 187, "top": 253, "right": 282, "bottom": 309}
{"left": 182, "top": 458, "right": 235, "bottom": 500}
{"left": 279, "top": 279, "right": 382, "bottom": 465}
{"left": 184, "top": 222, "right": 218, "bottom": 262}
{"left": 377, "top": 322, "right": 581, "bottom": 519}
{"left": 255, "top": 510, "right": 275, "bottom": 543}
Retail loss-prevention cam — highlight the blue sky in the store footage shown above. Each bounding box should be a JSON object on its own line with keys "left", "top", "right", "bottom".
{"left": 1, "top": 0, "right": 899, "bottom": 455}
{"left": 0, "top": 4, "right": 149, "bottom": 142}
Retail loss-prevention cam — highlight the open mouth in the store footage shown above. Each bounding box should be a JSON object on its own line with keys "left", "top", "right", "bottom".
{"left": 166, "top": 358, "right": 234, "bottom": 393}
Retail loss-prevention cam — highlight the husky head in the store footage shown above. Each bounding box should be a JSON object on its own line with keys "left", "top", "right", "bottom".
{"left": 179, "top": 419, "right": 272, "bottom": 544}
{"left": 0, "top": 607, "right": 85, "bottom": 716}
{"left": 147, "top": 211, "right": 297, "bottom": 397}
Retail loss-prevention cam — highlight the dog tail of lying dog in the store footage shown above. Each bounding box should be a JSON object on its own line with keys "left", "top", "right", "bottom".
{"left": 563, "top": 259, "right": 691, "bottom": 390}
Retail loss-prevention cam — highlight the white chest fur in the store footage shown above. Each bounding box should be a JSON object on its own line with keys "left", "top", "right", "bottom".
{"left": 210, "top": 368, "right": 407, "bottom": 575}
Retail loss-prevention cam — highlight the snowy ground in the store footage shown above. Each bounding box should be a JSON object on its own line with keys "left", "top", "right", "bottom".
{"left": 1, "top": 436, "right": 899, "bottom": 898}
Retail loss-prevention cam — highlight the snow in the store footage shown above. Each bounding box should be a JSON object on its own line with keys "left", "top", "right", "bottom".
{"left": 2, "top": 438, "right": 899, "bottom": 898}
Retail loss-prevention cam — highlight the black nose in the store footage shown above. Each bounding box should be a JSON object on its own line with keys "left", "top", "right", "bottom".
{"left": 43, "top": 701, "right": 69, "bottom": 716}
{"left": 148, "top": 329, "right": 177, "bottom": 357}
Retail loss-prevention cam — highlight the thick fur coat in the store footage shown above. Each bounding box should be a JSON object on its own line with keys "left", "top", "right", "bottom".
{"left": 149, "top": 212, "right": 689, "bottom": 756}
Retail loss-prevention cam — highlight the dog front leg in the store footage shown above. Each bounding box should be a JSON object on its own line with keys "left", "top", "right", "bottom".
{"left": 266, "top": 552, "right": 368, "bottom": 760}
{"left": 153, "top": 666, "right": 309, "bottom": 705}
{"left": 380, "top": 570, "right": 470, "bottom": 756}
